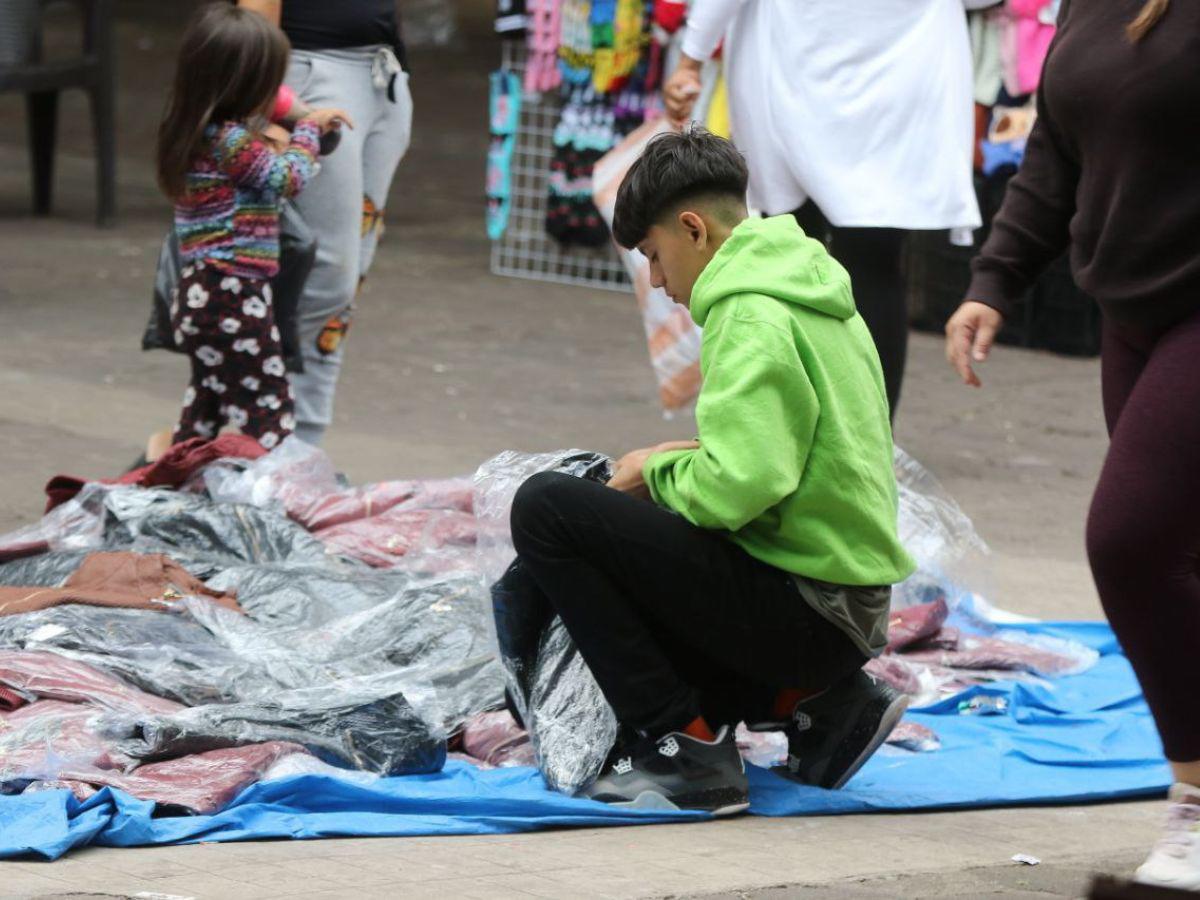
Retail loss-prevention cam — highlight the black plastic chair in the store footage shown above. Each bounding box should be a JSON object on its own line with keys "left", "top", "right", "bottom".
{"left": 0, "top": 0, "right": 116, "bottom": 225}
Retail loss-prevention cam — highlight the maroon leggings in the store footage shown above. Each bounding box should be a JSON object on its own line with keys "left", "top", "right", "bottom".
{"left": 1087, "top": 309, "right": 1200, "bottom": 762}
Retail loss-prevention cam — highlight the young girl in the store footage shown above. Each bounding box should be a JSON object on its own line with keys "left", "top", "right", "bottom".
{"left": 156, "top": 4, "right": 350, "bottom": 450}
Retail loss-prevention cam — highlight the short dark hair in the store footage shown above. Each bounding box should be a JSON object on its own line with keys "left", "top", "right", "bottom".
{"left": 612, "top": 127, "right": 749, "bottom": 249}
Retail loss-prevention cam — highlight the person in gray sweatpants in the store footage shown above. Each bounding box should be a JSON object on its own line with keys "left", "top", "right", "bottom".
{"left": 240, "top": 0, "right": 414, "bottom": 446}
{"left": 283, "top": 45, "right": 412, "bottom": 444}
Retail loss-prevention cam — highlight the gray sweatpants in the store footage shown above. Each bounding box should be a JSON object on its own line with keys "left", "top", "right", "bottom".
{"left": 284, "top": 46, "right": 413, "bottom": 445}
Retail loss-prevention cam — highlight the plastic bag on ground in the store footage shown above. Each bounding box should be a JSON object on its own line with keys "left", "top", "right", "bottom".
{"left": 479, "top": 451, "right": 618, "bottom": 793}
{"left": 893, "top": 446, "right": 991, "bottom": 610}
{"left": 0, "top": 484, "right": 108, "bottom": 564}
{"left": 102, "top": 682, "right": 446, "bottom": 777}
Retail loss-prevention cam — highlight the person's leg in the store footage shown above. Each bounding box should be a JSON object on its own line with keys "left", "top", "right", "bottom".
{"left": 213, "top": 279, "right": 295, "bottom": 450}
{"left": 1099, "top": 318, "right": 1150, "bottom": 436}
{"left": 357, "top": 70, "right": 413, "bottom": 282}
{"left": 1086, "top": 312, "right": 1200, "bottom": 775}
{"left": 1091, "top": 313, "right": 1200, "bottom": 889}
{"left": 826, "top": 225, "right": 908, "bottom": 418}
{"left": 285, "top": 54, "right": 375, "bottom": 445}
{"left": 510, "top": 472, "right": 864, "bottom": 738}
{"left": 171, "top": 265, "right": 224, "bottom": 442}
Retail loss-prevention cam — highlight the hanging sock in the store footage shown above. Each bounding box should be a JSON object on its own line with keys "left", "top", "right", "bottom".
{"left": 486, "top": 69, "right": 522, "bottom": 240}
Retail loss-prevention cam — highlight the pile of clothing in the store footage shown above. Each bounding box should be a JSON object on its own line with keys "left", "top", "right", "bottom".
{"left": 0, "top": 438, "right": 1098, "bottom": 815}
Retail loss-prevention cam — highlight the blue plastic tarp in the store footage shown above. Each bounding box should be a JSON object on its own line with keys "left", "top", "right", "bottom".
{"left": 0, "top": 622, "right": 1171, "bottom": 860}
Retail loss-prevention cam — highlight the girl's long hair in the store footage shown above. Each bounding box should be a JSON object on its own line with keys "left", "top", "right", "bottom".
{"left": 1127, "top": 0, "right": 1168, "bottom": 41}
{"left": 156, "top": 4, "right": 291, "bottom": 199}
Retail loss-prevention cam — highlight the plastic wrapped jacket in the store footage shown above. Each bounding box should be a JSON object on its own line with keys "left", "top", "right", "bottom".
{"left": 142, "top": 201, "right": 315, "bottom": 374}
{"left": 488, "top": 452, "right": 619, "bottom": 794}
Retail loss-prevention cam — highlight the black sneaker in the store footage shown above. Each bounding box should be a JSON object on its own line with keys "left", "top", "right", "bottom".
{"left": 582, "top": 725, "right": 749, "bottom": 815}
{"left": 772, "top": 670, "right": 908, "bottom": 790}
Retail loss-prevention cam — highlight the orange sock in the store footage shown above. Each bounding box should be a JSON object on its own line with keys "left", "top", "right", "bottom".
{"left": 771, "top": 687, "right": 825, "bottom": 721}
{"left": 682, "top": 716, "right": 717, "bottom": 742}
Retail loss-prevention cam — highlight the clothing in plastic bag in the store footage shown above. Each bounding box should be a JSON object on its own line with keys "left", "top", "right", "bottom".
{"left": 1, "top": 700, "right": 135, "bottom": 784}
{"left": 0, "top": 484, "right": 109, "bottom": 564}
{"left": 44, "top": 435, "right": 267, "bottom": 514}
{"left": 0, "top": 650, "right": 183, "bottom": 716}
{"left": 473, "top": 449, "right": 612, "bottom": 585}
{"left": 0, "top": 605, "right": 266, "bottom": 707}
{"left": 203, "top": 562, "right": 414, "bottom": 628}
{"left": 12, "top": 733, "right": 306, "bottom": 815}
{"left": 0, "top": 551, "right": 241, "bottom": 618}
{"left": 104, "top": 685, "right": 445, "bottom": 777}
{"left": 458, "top": 710, "right": 536, "bottom": 769}
{"left": 181, "top": 581, "right": 504, "bottom": 732}
{"left": 205, "top": 437, "right": 478, "bottom": 569}
{"left": 480, "top": 451, "right": 619, "bottom": 793}
{"left": 0, "top": 550, "right": 93, "bottom": 589}
{"left": 101, "top": 488, "right": 329, "bottom": 568}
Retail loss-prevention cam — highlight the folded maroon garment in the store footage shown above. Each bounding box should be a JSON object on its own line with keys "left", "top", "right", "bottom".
{"left": 0, "top": 650, "right": 183, "bottom": 715}
{"left": 12, "top": 731, "right": 307, "bottom": 814}
{"left": 44, "top": 434, "right": 267, "bottom": 512}
{"left": 316, "top": 507, "right": 477, "bottom": 568}
{"left": 1, "top": 700, "right": 136, "bottom": 776}
{"left": 82, "top": 741, "right": 308, "bottom": 814}
{"left": 0, "top": 685, "right": 28, "bottom": 712}
{"left": 292, "top": 478, "right": 475, "bottom": 532}
{"left": 459, "top": 711, "right": 536, "bottom": 769}
{"left": 902, "top": 635, "right": 1083, "bottom": 677}
{"left": 886, "top": 597, "right": 949, "bottom": 653}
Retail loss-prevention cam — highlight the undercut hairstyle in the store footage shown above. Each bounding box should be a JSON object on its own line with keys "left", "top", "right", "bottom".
{"left": 612, "top": 127, "right": 750, "bottom": 249}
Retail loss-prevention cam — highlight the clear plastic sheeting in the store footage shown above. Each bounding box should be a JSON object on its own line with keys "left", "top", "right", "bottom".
{"left": 893, "top": 447, "right": 992, "bottom": 610}
{"left": 0, "top": 604, "right": 268, "bottom": 707}
{"left": 0, "top": 550, "right": 94, "bottom": 589}
{"left": 102, "top": 685, "right": 446, "bottom": 777}
{"left": 179, "top": 588, "right": 502, "bottom": 733}
{"left": 101, "top": 488, "right": 330, "bottom": 567}
{"left": 206, "top": 437, "right": 478, "bottom": 572}
{"left": 480, "top": 451, "right": 618, "bottom": 793}
{"left": 0, "top": 484, "right": 108, "bottom": 564}
{"left": 473, "top": 449, "right": 611, "bottom": 585}
{"left": 204, "top": 435, "right": 341, "bottom": 518}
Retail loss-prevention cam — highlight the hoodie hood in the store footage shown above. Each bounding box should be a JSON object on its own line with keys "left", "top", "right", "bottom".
{"left": 690, "top": 215, "right": 856, "bottom": 327}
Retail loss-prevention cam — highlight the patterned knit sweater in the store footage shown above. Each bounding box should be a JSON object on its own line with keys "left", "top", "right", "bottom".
{"left": 174, "top": 119, "right": 320, "bottom": 281}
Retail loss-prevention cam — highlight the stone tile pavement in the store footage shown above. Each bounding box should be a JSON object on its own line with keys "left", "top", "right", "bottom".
{"left": 0, "top": 801, "right": 1163, "bottom": 898}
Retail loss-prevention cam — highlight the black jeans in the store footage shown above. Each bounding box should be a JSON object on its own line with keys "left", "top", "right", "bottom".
{"left": 792, "top": 201, "right": 908, "bottom": 419}
{"left": 510, "top": 472, "right": 867, "bottom": 738}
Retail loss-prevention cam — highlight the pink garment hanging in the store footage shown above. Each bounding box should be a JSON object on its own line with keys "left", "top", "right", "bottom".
{"left": 1001, "top": 0, "right": 1057, "bottom": 96}
{"left": 525, "top": 0, "right": 563, "bottom": 94}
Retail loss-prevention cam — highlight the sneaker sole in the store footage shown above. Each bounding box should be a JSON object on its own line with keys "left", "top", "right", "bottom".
{"left": 611, "top": 789, "right": 750, "bottom": 818}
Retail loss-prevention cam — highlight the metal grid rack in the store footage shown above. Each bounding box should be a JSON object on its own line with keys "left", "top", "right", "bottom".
{"left": 489, "top": 41, "right": 632, "bottom": 293}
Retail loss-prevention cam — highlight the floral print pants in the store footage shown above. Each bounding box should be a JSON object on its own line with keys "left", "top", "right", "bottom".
{"left": 170, "top": 262, "right": 294, "bottom": 449}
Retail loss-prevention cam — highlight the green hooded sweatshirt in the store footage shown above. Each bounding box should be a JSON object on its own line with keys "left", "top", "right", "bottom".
{"left": 644, "top": 216, "right": 915, "bottom": 652}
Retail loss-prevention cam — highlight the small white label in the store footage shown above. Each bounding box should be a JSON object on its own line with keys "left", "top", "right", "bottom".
{"left": 1011, "top": 854, "right": 1041, "bottom": 866}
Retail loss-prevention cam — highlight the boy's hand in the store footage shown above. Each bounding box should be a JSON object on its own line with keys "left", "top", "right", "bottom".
{"left": 303, "top": 108, "right": 355, "bottom": 134}
{"left": 664, "top": 56, "right": 703, "bottom": 125}
{"left": 608, "top": 441, "right": 700, "bottom": 498}
{"left": 945, "top": 301, "right": 1004, "bottom": 387}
